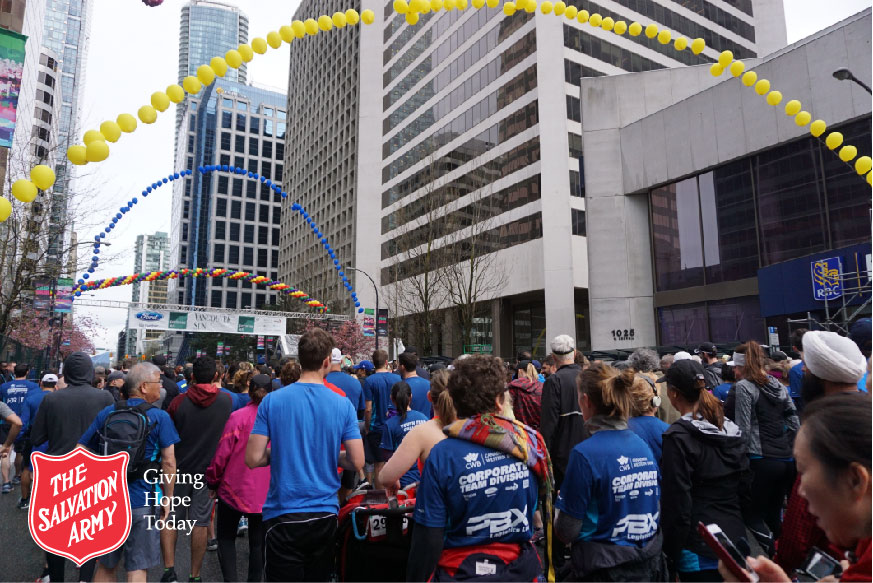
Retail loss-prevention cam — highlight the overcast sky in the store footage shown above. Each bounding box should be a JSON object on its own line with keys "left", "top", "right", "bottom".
{"left": 72, "top": 0, "right": 871, "bottom": 352}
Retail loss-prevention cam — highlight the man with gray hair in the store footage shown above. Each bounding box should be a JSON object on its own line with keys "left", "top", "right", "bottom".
{"left": 540, "top": 334, "right": 586, "bottom": 489}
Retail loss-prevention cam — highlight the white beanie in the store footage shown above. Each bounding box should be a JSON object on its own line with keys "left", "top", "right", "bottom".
{"left": 674, "top": 351, "right": 692, "bottom": 361}
{"left": 802, "top": 331, "right": 867, "bottom": 384}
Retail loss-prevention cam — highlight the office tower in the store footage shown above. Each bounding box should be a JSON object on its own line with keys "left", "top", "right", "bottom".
{"left": 349, "top": 0, "right": 785, "bottom": 355}
{"left": 127, "top": 232, "right": 170, "bottom": 354}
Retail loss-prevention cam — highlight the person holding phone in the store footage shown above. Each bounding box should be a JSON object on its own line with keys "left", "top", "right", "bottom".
{"left": 719, "top": 392, "right": 871, "bottom": 582}
{"left": 660, "top": 360, "right": 751, "bottom": 581}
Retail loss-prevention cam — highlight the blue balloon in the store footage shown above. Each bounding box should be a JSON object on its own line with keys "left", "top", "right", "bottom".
{"left": 152, "top": 183, "right": 158, "bottom": 189}
{"left": 132, "top": 197, "right": 138, "bottom": 204}
{"left": 162, "top": 178, "right": 168, "bottom": 184}
{"left": 174, "top": 173, "right": 180, "bottom": 179}
{"left": 321, "top": 238, "right": 328, "bottom": 244}
{"left": 355, "top": 302, "right": 361, "bottom": 307}
{"left": 222, "top": 165, "right": 229, "bottom": 171}
{"left": 75, "top": 291, "right": 81, "bottom": 297}
{"left": 121, "top": 208, "right": 127, "bottom": 214}
{"left": 83, "top": 273, "right": 89, "bottom": 279}
{"left": 260, "top": 176, "right": 266, "bottom": 183}
{"left": 78, "top": 279, "right": 84, "bottom": 284}
{"left": 146, "top": 186, "right": 153, "bottom": 193}
{"left": 358, "top": 308, "right": 364, "bottom": 314}
{"left": 333, "top": 259, "right": 339, "bottom": 265}
{"left": 281, "top": 192, "right": 287, "bottom": 198}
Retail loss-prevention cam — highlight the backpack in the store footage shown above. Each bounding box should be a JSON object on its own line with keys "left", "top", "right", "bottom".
{"left": 97, "top": 400, "right": 159, "bottom": 479}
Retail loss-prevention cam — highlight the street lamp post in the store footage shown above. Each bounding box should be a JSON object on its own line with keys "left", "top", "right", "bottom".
{"left": 833, "top": 68, "right": 872, "bottom": 94}
{"left": 347, "top": 267, "right": 380, "bottom": 351}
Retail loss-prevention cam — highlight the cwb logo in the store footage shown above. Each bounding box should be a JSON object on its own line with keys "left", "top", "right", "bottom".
{"left": 135, "top": 311, "right": 164, "bottom": 322}
{"left": 464, "top": 453, "right": 482, "bottom": 469}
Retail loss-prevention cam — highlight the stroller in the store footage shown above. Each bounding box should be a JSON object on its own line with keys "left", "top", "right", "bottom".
{"left": 336, "top": 485, "right": 417, "bottom": 582}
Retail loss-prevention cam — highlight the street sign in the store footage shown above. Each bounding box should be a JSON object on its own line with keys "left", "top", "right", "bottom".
{"left": 464, "top": 344, "right": 493, "bottom": 354}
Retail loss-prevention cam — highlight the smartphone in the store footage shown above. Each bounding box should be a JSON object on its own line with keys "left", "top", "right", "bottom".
{"left": 697, "top": 522, "right": 759, "bottom": 583}
{"left": 795, "top": 547, "right": 843, "bottom": 582}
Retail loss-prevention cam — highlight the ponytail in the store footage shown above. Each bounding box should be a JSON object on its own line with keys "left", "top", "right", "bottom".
{"left": 429, "top": 369, "right": 457, "bottom": 426}
{"left": 391, "top": 381, "right": 412, "bottom": 422}
{"left": 578, "top": 365, "right": 636, "bottom": 419}
{"left": 697, "top": 389, "right": 725, "bottom": 430}
{"left": 525, "top": 363, "right": 538, "bottom": 382}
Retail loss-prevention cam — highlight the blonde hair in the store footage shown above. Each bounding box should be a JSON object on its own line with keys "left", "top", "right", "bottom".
{"left": 429, "top": 369, "right": 456, "bottom": 426}
{"left": 233, "top": 369, "right": 254, "bottom": 393}
{"left": 577, "top": 365, "right": 636, "bottom": 419}
{"left": 629, "top": 376, "right": 659, "bottom": 417}
{"left": 517, "top": 363, "right": 538, "bottom": 382}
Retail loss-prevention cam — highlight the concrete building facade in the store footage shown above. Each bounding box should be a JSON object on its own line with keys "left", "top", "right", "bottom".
{"left": 582, "top": 9, "right": 871, "bottom": 352}
{"left": 348, "top": 0, "right": 784, "bottom": 357}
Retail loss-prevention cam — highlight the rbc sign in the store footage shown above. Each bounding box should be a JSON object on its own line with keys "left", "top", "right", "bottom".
{"left": 811, "top": 257, "right": 843, "bottom": 301}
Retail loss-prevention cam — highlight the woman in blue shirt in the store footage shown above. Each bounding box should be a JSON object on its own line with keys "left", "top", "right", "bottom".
{"left": 379, "top": 382, "right": 428, "bottom": 487}
{"left": 554, "top": 365, "right": 666, "bottom": 581}
{"left": 627, "top": 375, "right": 670, "bottom": 463}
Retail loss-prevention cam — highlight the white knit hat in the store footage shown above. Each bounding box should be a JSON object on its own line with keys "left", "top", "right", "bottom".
{"left": 802, "top": 331, "right": 867, "bottom": 384}
{"left": 674, "top": 351, "right": 692, "bottom": 361}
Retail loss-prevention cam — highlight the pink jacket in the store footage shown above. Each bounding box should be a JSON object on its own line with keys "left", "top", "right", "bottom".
{"left": 206, "top": 402, "right": 270, "bottom": 514}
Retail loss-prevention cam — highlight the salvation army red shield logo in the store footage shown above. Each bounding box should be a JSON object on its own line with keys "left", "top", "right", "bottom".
{"left": 28, "top": 449, "right": 132, "bottom": 566}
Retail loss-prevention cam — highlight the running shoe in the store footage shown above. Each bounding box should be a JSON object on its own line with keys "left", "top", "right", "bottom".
{"left": 2, "top": 482, "right": 12, "bottom": 494}
{"left": 188, "top": 577, "right": 202, "bottom": 583}
{"left": 17, "top": 497, "right": 29, "bottom": 510}
{"left": 237, "top": 516, "right": 248, "bottom": 536}
{"left": 11, "top": 475, "right": 21, "bottom": 485}
{"left": 159, "top": 568, "right": 177, "bottom": 583}
{"left": 207, "top": 539, "right": 218, "bottom": 552}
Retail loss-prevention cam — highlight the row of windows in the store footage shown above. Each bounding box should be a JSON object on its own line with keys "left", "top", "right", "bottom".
{"left": 563, "top": 25, "right": 669, "bottom": 76}
{"left": 608, "top": 0, "right": 754, "bottom": 42}
{"left": 38, "top": 72, "right": 56, "bottom": 89}
{"left": 213, "top": 222, "right": 280, "bottom": 246}
{"left": 384, "top": 11, "right": 407, "bottom": 42}
{"left": 215, "top": 155, "right": 283, "bottom": 183}
{"left": 32, "top": 126, "right": 51, "bottom": 142}
{"left": 564, "top": 59, "right": 606, "bottom": 86}
{"left": 36, "top": 89, "right": 53, "bottom": 107}
{"left": 210, "top": 290, "right": 275, "bottom": 310}
{"left": 214, "top": 198, "right": 282, "bottom": 224}
{"left": 221, "top": 97, "right": 287, "bottom": 119}
{"left": 215, "top": 176, "right": 285, "bottom": 201}
{"left": 382, "top": 212, "right": 543, "bottom": 284}
{"left": 382, "top": 173, "right": 542, "bottom": 259}
{"left": 219, "top": 131, "right": 285, "bottom": 159}
{"left": 383, "top": 65, "right": 538, "bottom": 182}
{"left": 385, "top": 27, "right": 535, "bottom": 140}
{"left": 382, "top": 117, "right": 539, "bottom": 209}
{"left": 220, "top": 111, "right": 287, "bottom": 139}
{"left": 571, "top": 0, "right": 753, "bottom": 61}
{"left": 384, "top": 10, "right": 529, "bottom": 110}
{"left": 672, "top": 0, "right": 753, "bottom": 18}
{"left": 35, "top": 106, "right": 52, "bottom": 125}
{"left": 213, "top": 244, "right": 279, "bottom": 268}
{"left": 38, "top": 53, "right": 58, "bottom": 71}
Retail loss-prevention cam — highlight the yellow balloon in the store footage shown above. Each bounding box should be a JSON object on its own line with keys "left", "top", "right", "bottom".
{"left": 83, "top": 129, "right": 104, "bottom": 145}
{"left": 457, "top": 1, "right": 469, "bottom": 13}
{"left": 564, "top": 5, "right": 577, "bottom": 19}
{"left": 291, "top": 21, "right": 306, "bottom": 37}
{"left": 151, "top": 91, "right": 171, "bottom": 112}
{"left": 279, "top": 25, "right": 295, "bottom": 43}
{"left": 690, "top": 38, "right": 705, "bottom": 54}
{"left": 540, "top": 1, "right": 552, "bottom": 13}
{"left": 406, "top": 10, "right": 419, "bottom": 23}
{"left": 485, "top": 0, "right": 499, "bottom": 8}
{"left": 472, "top": 0, "right": 485, "bottom": 9}
{"left": 644, "top": 23, "right": 658, "bottom": 38}
{"left": 576, "top": 9, "right": 588, "bottom": 22}
{"left": 138, "top": 105, "right": 157, "bottom": 124}
{"left": 117, "top": 113, "right": 137, "bottom": 133}
{"left": 0, "top": 197, "right": 11, "bottom": 222}
{"left": 709, "top": 63, "right": 724, "bottom": 77}
{"left": 628, "top": 22, "right": 642, "bottom": 36}
{"left": 523, "top": 0, "right": 535, "bottom": 12}
{"left": 317, "top": 16, "right": 332, "bottom": 31}
{"left": 854, "top": 156, "right": 872, "bottom": 175}
{"left": 754, "top": 79, "right": 770, "bottom": 95}
{"left": 601, "top": 16, "right": 614, "bottom": 30}
{"left": 99, "top": 120, "right": 122, "bottom": 143}
{"left": 729, "top": 61, "right": 745, "bottom": 77}
{"left": 238, "top": 44, "right": 254, "bottom": 61}
{"left": 182, "top": 76, "right": 202, "bottom": 95}
{"left": 503, "top": 2, "right": 516, "bottom": 15}
{"left": 794, "top": 111, "right": 811, "bottom": 126}
{"left": 166, "top": 84, "right": 186, "bottom": 103}
{"left": 333, "top": 12, "right": 347, "bottom": 26}
{"left": 766, "top": 91, "right": 782, "bottom": 106}
{"left": 825, "top": 132, "right": 843, "bottom": 150}
{"left": 741, "top": 71, "right": 757, "bottom": 87}
{"left": 67, "top": 145, "right": 88, "bottom": 165}
{"left": 674, "top": 36, "right": 688, "bottom": 50}
{"left": 657, "top": 29, "right": 671, "bottom": 44}
{"left": 809, "top": 119, "right": 827, "bottom": 137}
{"left": 868, "top": 171, "right": 872, "bottom": 186}
{"left": 252, "top": 37, "right": 269, "bottom": 52}
{"left": 85, "top": 140, "right": 110, "bottom": 162}
{"left": 30, "top": 165, "right": 56, "bottom": 190}
{"left": 410, "top": 0, "right": 427, "bottom": 11}
{"left": 394, "top": 0, "right": 409, "bottom": 12}
{"left": 222, "top": 51, "right": 241, "bottom": 72}
{"left": 717, "top": 50, "right": 733, "bottom": 67}
{"left": 362, "top": 9, "right": 375, "bottom": 23}
{"left": 12, "top": 179, "right": 37, "bottom": 202}
{"left": 211, "top": 58, "right": 228, "bottom": 78}
{"left": 553, "top": 1, "right": 565, "bottom": 14}
{"left": 421, "top": 0, "right": 432, "bottom": 11}
{"left": 266, "top": 32, "right": 281, "bottom": 48}
{"left": 304, "top": 19, "right": 318, "bottom": 35}
{"left": 197, "top": 64, "right": 216, "bottom": 85}
{"left": 445, "top": 0, "right": 457, "bottom": 10}
{"left": 838, "top": 145, "right": 858, "bottom": 162}
{"left": 614, "top": 21, "right": 627, "bottom": 35}
{"left": 784, "top": 100, "right": 801, "bottom": 116}
{"left": 346, "top": 9, "right": 360, "bottom": 24}
{"left": 588, "top": 13, "right": 601, "bottom": 27}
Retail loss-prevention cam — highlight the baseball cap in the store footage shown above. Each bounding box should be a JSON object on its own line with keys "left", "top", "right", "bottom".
{"left": 694, "top": 342, "right": 717, "bottom": 356}
{"left": 250, "top": 374, "right": 273, "bottom": 391}
{"left": 531, "top": 359, "right": 542, "bottom": 371}
{"left": 354, "top": 360, "right": 374, "bottom": 371}
{"left": 657, "top": 359, "right": 706, "bottom": 394}
{"left": 331, "top": 348, "right": 343, "bottom": 364}
{"left": 41, "top": 373, "right": 58, "bottom": 383}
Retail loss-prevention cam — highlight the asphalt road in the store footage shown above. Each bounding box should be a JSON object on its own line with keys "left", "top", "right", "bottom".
{"left": 0, "top": 487, "right": 252, "bottom": 583}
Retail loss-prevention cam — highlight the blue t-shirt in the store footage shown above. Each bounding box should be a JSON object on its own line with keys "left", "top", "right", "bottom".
{"left": 556, "top": 429, "right": 660, "bottom": 547}
{"left": 0, "top": 380, "right": 41, "bottom": 417}
{"left": 252, "top": 382, "right": 360, "bottom": 520}
{"left": 364, "top": 372, "right": 401, "bottom": 433}
{"left": 79, "top": 398, "right": 180, "bottom": 508}
{"left": 627, "top": 416, "right": 669, "bottom": 464}
{"left": 406, "top": 376, "right": 432, "bottom": 418}
{"left": 177, "top": 379, "right": 188, "bottom": 392}
{"left": 713, "top": 383, "right": 732, "bottom": 402}
{"left": 219, "top": 387, "right": 250, "bottom": 411}
{"left": 788, "top": 361, "right": 804, "bottom": 400}
{"left": 326, "top": 371, "right": 366, "bottom": 413}
{"left": 414, "top": 439, "right": 537, "bottom": 548}
{"left": 380, "top": 410, "right": 428, "bottom": 486}
{"left": 21, "top": 389, "right": 50, "bottom": 433}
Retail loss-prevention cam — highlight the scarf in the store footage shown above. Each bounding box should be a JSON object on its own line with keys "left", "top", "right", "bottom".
{"left": 443, "top": 413, "right": 556, "bottom": 582}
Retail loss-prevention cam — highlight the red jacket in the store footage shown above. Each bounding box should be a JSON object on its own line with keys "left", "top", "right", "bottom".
{"left": 507, "top": 378, "right": 542, "bottom": 429}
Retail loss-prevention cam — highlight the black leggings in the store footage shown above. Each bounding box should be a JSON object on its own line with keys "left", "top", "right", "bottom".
{"left": 45, "top": 552, "right": 95, "bottom": 582}
{"left": 216, "top": 498, "right": 264, "bottom": 582}
{"left": 748, "top": 458, "right": 796, "bottom": 545}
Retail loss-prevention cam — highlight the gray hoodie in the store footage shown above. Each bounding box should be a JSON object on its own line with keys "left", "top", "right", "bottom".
{"left": 733, "top": 375, "right": 799, "bottom": 458}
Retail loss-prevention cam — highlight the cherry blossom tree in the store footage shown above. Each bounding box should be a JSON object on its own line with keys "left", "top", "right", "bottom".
{"left": 304, "top": 319, "right": 374, "bottom": 361}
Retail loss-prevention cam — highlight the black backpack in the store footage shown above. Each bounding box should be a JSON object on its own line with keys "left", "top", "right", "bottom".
{"left": 97, "top": 400, "right": 159, "bottom": 479}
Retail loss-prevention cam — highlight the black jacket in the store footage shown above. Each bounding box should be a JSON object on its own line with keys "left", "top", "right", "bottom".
{"left": 158, "top": 374, "right": 179, "bottom": 411}
{"left": 167, "top": 383, "right": 232, "bottom": 475}
{"left": 31, "top": 352, "right": 114, "bottom": 455}
{"left": 703, "top": 362, "right": 723, "bottom": 391}
{"left": 540, "top": 363, "right": 585, "bottom": 481}
{"left": 660, "top": 415, "right": 751, "bottom": 564}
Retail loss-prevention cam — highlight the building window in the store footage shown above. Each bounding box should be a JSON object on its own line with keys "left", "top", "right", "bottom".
{"left": 244, "top": 224, "right": 254, "bottom": 243}
{"left": 213, "top": 244, "right": 225, "bottom": 262}
{"left": 226, "top": 291, "right": 238, "bottom": 309}
{"left": 569, "top": 170, "right": 582, "bottom": 198}
{"left": 258, "top": 248, "right": 268, "bottom": 267}
{"left": 215, "top": 198, "right": 227, "bottom": 217}
{"left": 259, "top": 204, "right": 269, "bottom": 222}
{"left": 231, "top": 200, "right": 241, "bottom": 219}
{"left": 214, "top": 221, "right": 226, "bottom": 239}
{"left": 566, "top": 95, "right": 581, "bottom": 123}
{"left": 258, "top": 226, "right": 268, "bottom": 245}
{"left": 229, "top": 245, "right": 240, "bottom": 264}
{"left": 211, "top": 290, "right": 222, "bottom": 307}
{"left": 571, "top": 208, "right": 586, "bottom": 236}
{"left": 241, "top": 292, "right": 252, "bottom": 309}
{"left": 651, "top": 177, "right": 705, "bottom": 291}
{"left": 243, "top": 247, "right": 254, "bottom": 266}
